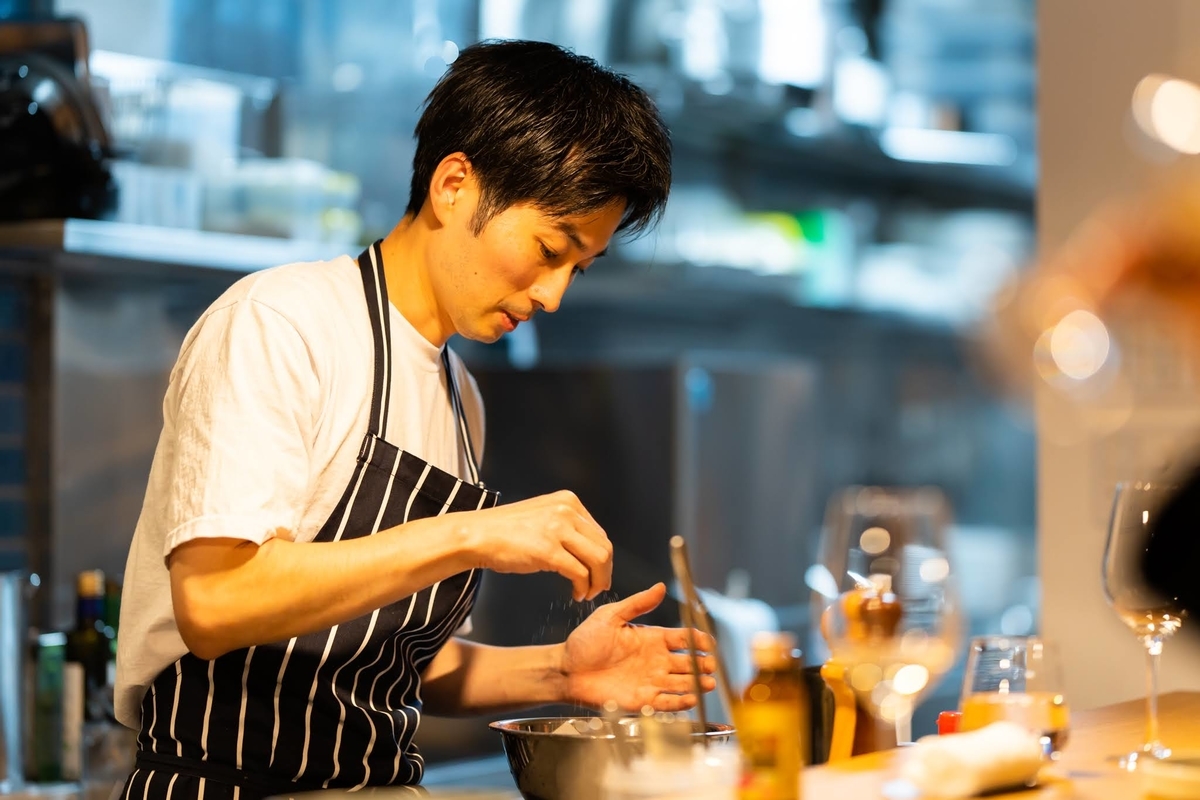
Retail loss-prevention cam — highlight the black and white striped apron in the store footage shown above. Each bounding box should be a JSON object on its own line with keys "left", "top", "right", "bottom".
{"left": 120, "top": 241, "right": 499, "bottom": 800}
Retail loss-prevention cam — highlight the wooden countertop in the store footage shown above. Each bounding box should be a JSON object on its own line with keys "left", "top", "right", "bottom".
{"left": 256, "top": 692, "right": 1200, "bottom": 798}
{"left": 805, "top": 691, "right": 1200, "bottom": 798}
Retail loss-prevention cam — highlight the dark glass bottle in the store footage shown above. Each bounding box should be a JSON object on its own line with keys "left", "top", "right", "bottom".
{"left": 65, "top": 569, "right": 112, "bottom": 723}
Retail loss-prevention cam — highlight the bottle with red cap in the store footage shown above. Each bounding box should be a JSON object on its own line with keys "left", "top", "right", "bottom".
{"left": 938, "top": 710, "right": 962, "bottom": 735}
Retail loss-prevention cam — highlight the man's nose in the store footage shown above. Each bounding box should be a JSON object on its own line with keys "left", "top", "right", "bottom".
{"left": 529, "top": 267, "right": 573, "bottom": 314}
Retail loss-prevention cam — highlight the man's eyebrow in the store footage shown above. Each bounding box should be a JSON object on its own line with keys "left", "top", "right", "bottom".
{"left": 554, "top": 222, "right": 608, "bottom": 258}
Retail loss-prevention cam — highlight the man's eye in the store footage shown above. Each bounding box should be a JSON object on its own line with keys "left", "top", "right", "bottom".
{"left": 539, "top": 243, "right": 559, "bottom": 260}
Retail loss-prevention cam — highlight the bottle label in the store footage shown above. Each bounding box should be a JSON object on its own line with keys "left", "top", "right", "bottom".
{"left": 738, "top": 702, "right": 803, "bottom": 800}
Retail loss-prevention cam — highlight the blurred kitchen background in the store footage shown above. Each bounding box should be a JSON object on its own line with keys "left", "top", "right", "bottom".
{"left": 2, "top": 0, "right": 1198, "bottom": 774}
{"left": 0, "top": 0, "right": 1042, "bottom": 761}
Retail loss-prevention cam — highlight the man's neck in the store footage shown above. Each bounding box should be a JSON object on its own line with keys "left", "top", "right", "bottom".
{"left": 379, "top": 211, "right": 449, "bottom": 348}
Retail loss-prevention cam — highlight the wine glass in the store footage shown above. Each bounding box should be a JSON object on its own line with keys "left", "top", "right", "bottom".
{"left": 1102, "top": 481, "right": 1188, "bottom": 769}
{"left": 960, "top": 636, "right": 1070, "bottom": 760}
{"left": 814, "top": 487, "right": 963, "bottom": 744}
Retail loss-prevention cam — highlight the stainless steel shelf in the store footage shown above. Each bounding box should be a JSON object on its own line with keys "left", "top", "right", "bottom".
{"left": 0, "top": 219, "right": 349, "bottom": 274}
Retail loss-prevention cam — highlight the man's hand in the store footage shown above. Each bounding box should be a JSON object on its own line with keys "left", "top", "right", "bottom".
{"left": 459, "top": 490, "right": 613, "bottom": 601}
{"left": 560, "top": 583, "right": 717, "bottom": 712}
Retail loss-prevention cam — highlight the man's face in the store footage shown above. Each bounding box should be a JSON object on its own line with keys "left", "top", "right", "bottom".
{"left": 431, "top": 180, "right": 626, "bottom": 344}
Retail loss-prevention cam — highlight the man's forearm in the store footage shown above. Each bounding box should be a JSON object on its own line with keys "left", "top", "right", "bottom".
{"left": 421, "top": 638, "right": 569, "bottom": 716}
{"left": 169, "top": 515, "right": 476, "bottom": 660}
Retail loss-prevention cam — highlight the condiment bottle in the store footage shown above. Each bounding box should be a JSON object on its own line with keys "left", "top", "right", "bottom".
{"left": 858, "top": 574, "right": 902, "bottom": 639}
{"left": 738, "top": 632, "right": 807, "bottom": 800}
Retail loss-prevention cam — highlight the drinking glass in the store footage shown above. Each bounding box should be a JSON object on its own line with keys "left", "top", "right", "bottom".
{"left": 1102, "top": 481, "right": 1188, "bottom": 769}
{"left": 960, "top": 636, "right": 1070, "bottom": 760}
{"left": 815, "top": 487, "right": 963, "bottom": 744}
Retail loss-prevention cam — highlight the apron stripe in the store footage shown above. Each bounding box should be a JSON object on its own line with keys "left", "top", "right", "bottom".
{"left": 236, "top": 646, "right": 253, "bottom": 769}
{"left": 200, "top": 661, "right": 214, "bottom": 760}
{"left": 332, "top": 437, "right": 376, "bottom": 543}
{"left": 438, "top": 481, "right": 461, "bottom": 517}
{"left": 385, "top": 575, "right": 477, "bottom": 785}
{"left": 398, "top": 581, "right": 478, "bottom": 785}
{"left": 405, "top": 575, "right": 477, "bottom": 710}
{"left": 142, "top": 769, "right": 154, "bottom": 800}
{"left": 356, "top": 594, "right": 418, "bottom": 788}
{"left": 170, "top": 662, "right": 183, "bottom": 757}
{"left": 322, "top": 607, "right": 380, "bottom": 787}
{"left": 367, "top": 438, "right": 405, "bottom": 537}
{"left": 268, "top": 638, "right": 297, "bottom": 768}
{"left": 402, "top": 463, "right": 432, "bottom": 523}
{"left": 147, "top": 685, "right": 158, "bottom": 752}
{"left": 124, "top": 768, "right": 140, "bottom": 800}
{"left": 197, "top": 776, "right": 205, "bottom": 800}
{"left": 165, "top": 771, "right": 178, "bottom": 800}
{"left": 293, "top": 621, "right": 344, "bottom": 781}
{"left": 420, "top": 583, "right": 442, "bottom": 630}
{"left": 346, "top": 625, "right": 397, "bottom": 788}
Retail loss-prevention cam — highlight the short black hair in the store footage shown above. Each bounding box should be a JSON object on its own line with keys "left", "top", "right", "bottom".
{"left": 406, "top": 39, "right": 672, "bottom": 237}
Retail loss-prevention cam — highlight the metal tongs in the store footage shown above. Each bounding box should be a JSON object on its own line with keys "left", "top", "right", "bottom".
{"left": 668, "top": 535, "right": 737, "bottom": 742}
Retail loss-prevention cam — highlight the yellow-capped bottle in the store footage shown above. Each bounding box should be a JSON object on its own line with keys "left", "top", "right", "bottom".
{"left": 738, "top": 632, "right": 808, "bottom": 800}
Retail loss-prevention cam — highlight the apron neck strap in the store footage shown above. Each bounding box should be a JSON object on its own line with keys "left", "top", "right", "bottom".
{"left": 356, "top": 241, "right": 483, "bottom": 485}
{"left": 442, "top": 348, "right": 482, "bottom": 486}
{"left": 356, "top": 241, "right": 392, "bottom": 439}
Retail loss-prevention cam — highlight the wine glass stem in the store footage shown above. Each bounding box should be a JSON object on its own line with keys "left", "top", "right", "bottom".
{"left": 894, "top": 709, "right": 913, "bottom": 745}
{"left": 1143, "top": 635, "right": 1164, "bottom": 752}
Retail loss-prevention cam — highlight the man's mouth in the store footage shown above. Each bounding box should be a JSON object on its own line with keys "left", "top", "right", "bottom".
{"left": 501, "top": 311, "right": 525, "bottom": 331}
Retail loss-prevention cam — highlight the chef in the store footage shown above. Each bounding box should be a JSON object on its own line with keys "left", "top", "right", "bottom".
{"left": 115, "top": 40, "right": 716, "bottom": 800}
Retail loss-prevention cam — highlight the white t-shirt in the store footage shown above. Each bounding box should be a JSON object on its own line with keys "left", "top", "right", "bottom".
{"left": 114, "top": 254, "right": 485, "bottom": 729}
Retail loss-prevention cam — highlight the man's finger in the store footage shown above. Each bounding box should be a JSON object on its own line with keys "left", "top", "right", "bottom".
{"left": 608, "top": 583, "right": 667, "bottom": 622}
{"left": 550, "top": 551, "right": 590, "bottom": 602}
{"left": 647, "top": 693, "right": 698, "bottom": 713}
{"left": 572, "top": 509, "right": 613, "bottom": 555}
{"left": 668, "top": 652, "right": 716, "bottom": 675}
{"left": 561, "top": 530, "right": 612, "bottom": 599}
{"left": 658, "top": 673, "right": 715, "bottom": 694}
{"left": 665, "top": 627, "right": 716, "bottom": 653}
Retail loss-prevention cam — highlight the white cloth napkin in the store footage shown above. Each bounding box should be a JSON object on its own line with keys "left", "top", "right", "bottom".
{"left": 899, "top": 721, "right": 1044, "bottom": 798}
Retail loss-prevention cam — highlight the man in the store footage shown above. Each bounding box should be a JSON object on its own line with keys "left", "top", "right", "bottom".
{"left": 116, "top": 40, "right": 716, "bottom": 800}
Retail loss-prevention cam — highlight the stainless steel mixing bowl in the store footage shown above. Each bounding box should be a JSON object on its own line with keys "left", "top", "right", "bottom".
{"left": 488, "top": 717, "right": 735, "bottom": 800}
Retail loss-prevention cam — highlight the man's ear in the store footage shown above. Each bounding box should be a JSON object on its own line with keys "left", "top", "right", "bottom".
{"left": 427, "top": 152, "right": 473, "bottom": 226}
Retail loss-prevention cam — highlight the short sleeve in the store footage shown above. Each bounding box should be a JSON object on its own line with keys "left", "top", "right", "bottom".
{"left": 160, "top": 298, "right": 322, "bottom": 559}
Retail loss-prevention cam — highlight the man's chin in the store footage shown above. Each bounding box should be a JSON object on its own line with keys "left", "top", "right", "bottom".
{"left": 459, "top": 325, "right": 506, "bottom": 345}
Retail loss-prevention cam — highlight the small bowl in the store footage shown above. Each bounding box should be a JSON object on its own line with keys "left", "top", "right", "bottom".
{"left": 489, "top": 717, "right": 735, "bottom": 800}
